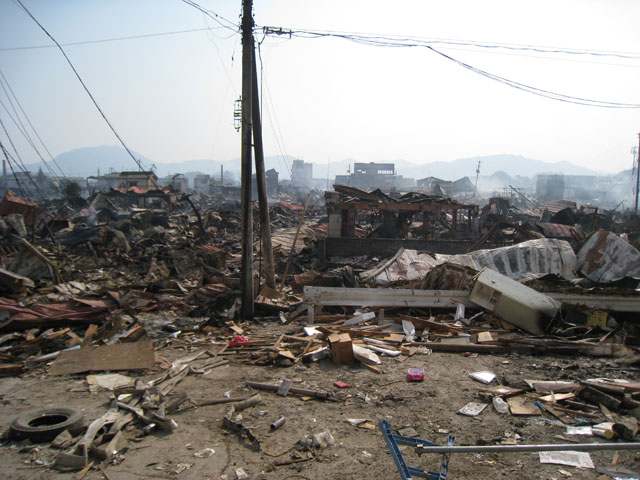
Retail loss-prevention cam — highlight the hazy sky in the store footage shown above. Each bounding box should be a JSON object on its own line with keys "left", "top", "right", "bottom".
{"left": 0, "top": 0, "right": 639, "bottom": 177}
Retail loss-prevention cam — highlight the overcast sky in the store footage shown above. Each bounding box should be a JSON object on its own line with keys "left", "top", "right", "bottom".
{"left": 0, "top": 0, "right": 639, "bottom": 177}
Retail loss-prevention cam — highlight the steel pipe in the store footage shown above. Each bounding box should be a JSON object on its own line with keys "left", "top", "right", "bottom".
{"left": 416, "top": 442, "right": 640, "bottom": 454}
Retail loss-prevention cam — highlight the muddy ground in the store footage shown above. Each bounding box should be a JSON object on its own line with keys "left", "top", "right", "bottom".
{"left": 0, "top": 320, "right": 639, "bottom": 480}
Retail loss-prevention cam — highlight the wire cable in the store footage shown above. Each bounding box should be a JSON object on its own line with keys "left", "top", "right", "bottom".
{"left": 0, "top": 69, "right": 67, "bottom": 178}
{"left": 0, "top": 117, "right": 46, "bottom": 201}
{"left": 262, "top": 28, "right": 640, "bottom": 108}
{"left": 179, "top": 0, "right": 239, "bottom": 33}
{"left": 15, "top": 0, "right": 151, "bottom": 175}
{"left": 0, "top": 140, "right": 29, "bottom": 199}
{"left": 0, "top": 85, "right": 62, "bottom": 181}
{"left": 0, "top": 26, "right": 236, "bottom": 52}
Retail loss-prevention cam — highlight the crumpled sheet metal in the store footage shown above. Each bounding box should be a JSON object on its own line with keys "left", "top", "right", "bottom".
{"left": 576, "top": 229, "right": 640, "bottom": 283}
{"left": 436, "top": 238, "right": 577, "bottom": 281}
{"left": 362, "top": 238, "right": 576, "bottom": 285}
{"left": 361, "top": 249, "right": 438, "bottom": 284}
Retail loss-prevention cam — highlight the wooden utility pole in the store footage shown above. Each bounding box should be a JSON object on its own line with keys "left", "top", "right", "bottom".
{"left": 240, "top": 0, "right": 254, "bottom": 318}
{"left": 252, "top": 49, "right": 276, "bottom": 288}
{"left": 636, "top": 132, "right": 640, "bottom": 215}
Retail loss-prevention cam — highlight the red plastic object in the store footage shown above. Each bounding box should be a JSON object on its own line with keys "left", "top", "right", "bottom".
{"left": 407, "top": 368, "right": 424, "bottom": 382}
{"left": 333, "top": 381, "right": 351, "bottom": 389}
{"left": 229, "top": 335, "right": 250, "bottom": 347}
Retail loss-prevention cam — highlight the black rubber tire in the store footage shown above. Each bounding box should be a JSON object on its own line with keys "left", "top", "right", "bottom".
{"left": 10, "top": 408, "right": 84, "bottom": 443}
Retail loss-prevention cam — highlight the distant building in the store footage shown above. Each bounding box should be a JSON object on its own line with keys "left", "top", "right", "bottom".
{"left": 291, "top": 160, "right": 313, "bottom": 190}
{"left": 194, "top": 174, "right": 210, "bottom": 194}
{"left": 252, "top": 168, "right": 279, "bottom": 198}
{"left": 158, "top": 174, "right": 188, "bottom": 193}
{"left": 266, "top": 168, "right": 279, "bottom": 197}
{"left": 87, "top": 172, "right": 119, "bottom": 192}
{"left": 417, "top": 176, "right": 453, "bottom": 196}
{"left": 536, "top": 174, "right": 565, "bottom": 201}
{"left": 334, "top": 162, "right": 414, "bottom": 190}
{"left": 116, "top": 171, "right": 158, "bottom": 190}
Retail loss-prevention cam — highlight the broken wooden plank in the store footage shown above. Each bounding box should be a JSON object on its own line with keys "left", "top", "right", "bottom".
{"left": 49, "top": 340, "right": 154, "bottom": 375}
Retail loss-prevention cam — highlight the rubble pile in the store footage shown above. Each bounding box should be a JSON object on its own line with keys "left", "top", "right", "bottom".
{"left": 2, "top": 186, "right": 640, "bottom": 478}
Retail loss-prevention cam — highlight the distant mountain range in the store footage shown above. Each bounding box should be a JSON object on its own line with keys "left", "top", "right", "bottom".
{"left": 26, "top": 146, "right": 605, "bottom": 182}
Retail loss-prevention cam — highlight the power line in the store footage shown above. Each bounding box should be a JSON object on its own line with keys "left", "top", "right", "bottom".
{"left": 0, "top": 79, "right": 63, "bottom": 181}
{"left": 0, "top": 26, "right": 236, "bottom": 52}
{"left": 15, "top": 0, "right": 150, "bottom": 175}
{"left": 179, "top": 0, "right": 239, "bottom": 33}
{"left": 0, "top": 117, "right": 46, "bottom": 201}
{"left": 1, "top": 140, "right": 29, "bottom": 199}
{"left": 0, "top": 69, "right": 67, "bottom": 178}
{"left": 264, "top": 27, "right": 640, "bottom": 60}
{"left": 263, "top": 27, "right": 640, "bottom": 109}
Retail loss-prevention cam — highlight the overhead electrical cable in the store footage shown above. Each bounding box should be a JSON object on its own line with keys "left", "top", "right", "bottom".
{"left": 0, "top": 69, "right": 67, "bottom": 178}
{"left": 178, "top": 0, "right": 239, "bottom": 33}
{"left": 262, "top": 28, "right": 640, "bottom": 108}
{"left": 0, "top": 26, "right": 236, "bottom": 52}
{"left": 0, "top": 117, "right": 46, "bottom": 201}
{"left": 0, "top": 86, "right": 61, "bottom": 181}
{"left": 0, "top": 140, "right": 29, "bottom": 199}
{"left": 15, "top": 0, "right": 151, "bottom": 176}
{"left": 264, "top": 28, "right": 640, "bottom": 60}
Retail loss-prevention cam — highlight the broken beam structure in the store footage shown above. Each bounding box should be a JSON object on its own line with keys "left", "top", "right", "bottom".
{"left": 303, "top": 286, "right": 640, "bottom": 324}
{"left": 303, "top": 286, "right": 472, "bottom": 324}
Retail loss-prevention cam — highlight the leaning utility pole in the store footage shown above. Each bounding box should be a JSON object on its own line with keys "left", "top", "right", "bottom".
{"left": 240, "top": 0, "right": 254, "bottom": 318}
{"left": 252, "top": 49, "right": 276, "bottom": 289}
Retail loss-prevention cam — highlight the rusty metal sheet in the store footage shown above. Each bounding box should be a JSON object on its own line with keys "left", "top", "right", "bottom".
{"left": 536, "top": 222, "right": 576, "bottom": 239}
{"left": 576, "top": 230, "right": 640, "bottom": 283}
{"left": 0, "top": 297, "right": 113, "bottom": 330}
{"left": 0, "top": 190, "right": 54, "bottom": 228}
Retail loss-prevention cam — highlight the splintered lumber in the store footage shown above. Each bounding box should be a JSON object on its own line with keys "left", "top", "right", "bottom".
{"left": 245, "top": 381, "right": 334, "bottom": 400}
{"left": 579, "top": 386, "right": 622, "bottom": 410}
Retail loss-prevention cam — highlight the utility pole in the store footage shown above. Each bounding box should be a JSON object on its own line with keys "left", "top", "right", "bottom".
{"left": 252, "top": 47, "right": 276, "bottom": 289}
{"left": 240, "top": 0, "right": 254, "bottom": 318}
{"left": 635, "top": 133, "right": 640, "bottom": 215}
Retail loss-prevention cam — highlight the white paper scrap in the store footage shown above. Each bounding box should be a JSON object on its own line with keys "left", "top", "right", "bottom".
{"left": 539, "top": 451, "right": 594, "bottom": 469}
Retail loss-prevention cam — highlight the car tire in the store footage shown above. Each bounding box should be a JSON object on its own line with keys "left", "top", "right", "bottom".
{"left": 10, "top": 408, "right": 85, "bottom": 442}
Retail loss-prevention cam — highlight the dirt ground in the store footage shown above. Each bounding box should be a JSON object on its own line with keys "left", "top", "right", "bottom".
{"left": 1, "top": 320, "right": 639, "bottom": 480}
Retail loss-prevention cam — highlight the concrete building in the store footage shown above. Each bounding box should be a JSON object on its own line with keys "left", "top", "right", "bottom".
{"left": 193, "top": 174, "right": 210, "bottom": 194}
{"left": 116, "top": 171, "right": 158, "bottom": 190}
{"left": 335, "top": 162, "right": 414, "bottom": 191}
{"left": 291, "top": 160, "right": 313, "bottom": 190}
{"left": 158, "top": 174, "right": 188, "bottom": 193}
{"left": 536, "top": 175, "right": 565, "bottom": 202}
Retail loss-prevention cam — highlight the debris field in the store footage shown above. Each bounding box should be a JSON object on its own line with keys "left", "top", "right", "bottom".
{"left": 1, "top": 186, "right": 640, "bottom": 480}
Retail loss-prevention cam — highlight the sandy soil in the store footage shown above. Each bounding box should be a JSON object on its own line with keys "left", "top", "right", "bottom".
{"left": 1, "top": 320, "right": 639, "bottom": 480}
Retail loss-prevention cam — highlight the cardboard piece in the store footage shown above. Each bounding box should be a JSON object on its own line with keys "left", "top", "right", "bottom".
{"left": 507, "top": 395, "right": 539, "bottom": 415}
{"left": 49, "top": 340, "right": 154, "bottom": 375}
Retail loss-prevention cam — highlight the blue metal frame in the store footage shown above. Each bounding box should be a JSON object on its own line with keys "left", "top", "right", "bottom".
{"left": 379, "top": 419, "right": 455, "bottom": 480}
